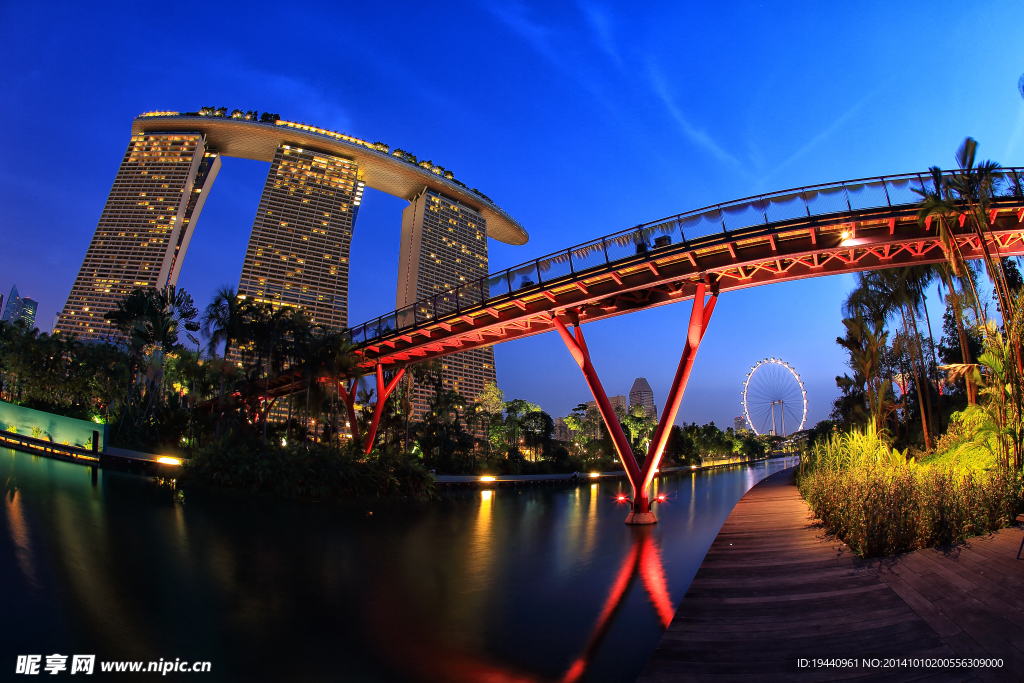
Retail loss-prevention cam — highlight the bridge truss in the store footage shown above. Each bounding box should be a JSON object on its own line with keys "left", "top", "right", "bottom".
{"left": 266, "top": 169, "right": 1024, "bottom": 522}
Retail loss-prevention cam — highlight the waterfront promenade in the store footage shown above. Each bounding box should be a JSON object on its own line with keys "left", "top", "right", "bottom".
{"left": 638, "top": 468, "right": 1024, "bottom": 682}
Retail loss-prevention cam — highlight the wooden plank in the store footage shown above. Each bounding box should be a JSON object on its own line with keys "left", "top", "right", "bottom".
{"left": 637, "top": 468, "right": 1024, "bottom": 682}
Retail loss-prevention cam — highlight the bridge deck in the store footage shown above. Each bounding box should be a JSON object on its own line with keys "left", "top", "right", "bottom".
{"left": 637, "top": 468, "right": 1024, "bottom": 682}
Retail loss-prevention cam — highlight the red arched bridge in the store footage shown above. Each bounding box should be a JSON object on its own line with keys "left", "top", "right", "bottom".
{"left": 270, "top": 168, "right": 1024, "bottom": 524}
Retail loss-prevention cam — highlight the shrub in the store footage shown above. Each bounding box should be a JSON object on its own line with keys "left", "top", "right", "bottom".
{"left": 182, "top": 439, "right": 436, "bottom": 500}
{"left": 797, "top": 431, "right": 1023, "bottom": 557}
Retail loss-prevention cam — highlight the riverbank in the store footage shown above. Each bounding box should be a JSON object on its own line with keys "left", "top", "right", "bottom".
{"left": 3, "top": 419, "right": 782, "bottom": 494}
{"left": 638, "top": 467, "right": 1024, "bottom": 681}
{"left": 435, "top": 459, "right": 780, "bottom": 487}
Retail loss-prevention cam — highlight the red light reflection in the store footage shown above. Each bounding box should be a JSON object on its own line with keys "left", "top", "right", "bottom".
{"left": 560, "top": 527, "right": 672, "bottom": 683}
{"left": 368, "top": 522, "right": 674, "bottom": 683}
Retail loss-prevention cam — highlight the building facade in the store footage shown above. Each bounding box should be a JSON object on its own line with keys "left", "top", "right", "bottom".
{"left": 554, "top": 416, "right": 571, "bottom": 442}
{"left": 585, "top": 394, "right": 627, "bottom": 418}
{"left": 629, "top": 378, "right": 657, "bottom": 419}
{"left": 237, "top": 144, "right": 364, "bottom": 329}
{"left": 2, "top": 285, "right": 38, "bottom": 328}
{"left": 396, "top": 188, "right": 496, "bottom": 420}
{"left": 55, "top": 132, "right": 220, "bottom": 340}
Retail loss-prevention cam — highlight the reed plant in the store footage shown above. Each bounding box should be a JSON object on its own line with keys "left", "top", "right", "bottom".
{"left": 798, "top": 430, "right": 1022, "bottom": 558}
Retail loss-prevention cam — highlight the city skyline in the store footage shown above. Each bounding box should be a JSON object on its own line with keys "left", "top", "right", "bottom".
{"left": 2, "top": 1, "right": 1022, "bottom": 427}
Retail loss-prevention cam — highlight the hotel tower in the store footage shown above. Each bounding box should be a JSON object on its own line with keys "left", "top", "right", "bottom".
{"left": 56, "top": 132, "right": 220, "bottom": 340}
{"left": 237, "top": 145, "right": 363, "bottom": 329}
{"left": 397, "top": 189, "right": 497, "bottom": 420}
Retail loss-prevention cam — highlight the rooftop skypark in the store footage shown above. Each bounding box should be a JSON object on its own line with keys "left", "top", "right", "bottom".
{"left": 138, "top": 110, "right": 500, "bottom": 208}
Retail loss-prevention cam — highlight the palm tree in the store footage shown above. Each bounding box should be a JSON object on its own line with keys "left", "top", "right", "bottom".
{"left": 241, "top": 303, "right": 294, "bottom": 447}
{"left": 105, "top": 286, "right": 200, "bottom": 421}
{"left": 847, "top": 270, "right": 935, "bottom": 449}
{"left": 315, "top": 331, "right": 357, "bottom": 448}
{"left": 917, "top": 139, "right": 1013, "bottom": 325}
{"left": 202, "top": 286, "right": 246, "bottom": 435}
{"left": 933, "top": 263, "right": 979, "bottom": 404}
{"left": 949, "top": 138, "right": 1015, "bottom": 320}
{"left": 835, "top": 315, "right": 890, "bottom": 435}
{"left": 282, "top": 311, "right": 314, "bottom": 441}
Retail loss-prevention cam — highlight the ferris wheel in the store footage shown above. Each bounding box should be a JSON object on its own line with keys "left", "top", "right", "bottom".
{"left": 741, "top": 358, "right": 807, "bottom": 437}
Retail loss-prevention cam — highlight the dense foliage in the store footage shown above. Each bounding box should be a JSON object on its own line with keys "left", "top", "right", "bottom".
{"left": 182, "top": 439, "right": 436, "bottom": 500}
{"left": 0, "top": 322, "right": 128, "bottom": 420}
{"left": 798, "top": 431, "right": 1021, "bottom": 558}
{"left": 802, "top": 139, "right": 1024, "bottom": 557}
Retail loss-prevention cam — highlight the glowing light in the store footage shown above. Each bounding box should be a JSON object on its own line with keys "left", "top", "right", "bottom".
{"left": 479, "top": 476, "right": 496, "bottom": 482}
{"left": 841, "top": 230, "right": 851, "bottom": 239}
{"left": 156, "top": 457, "right": 182, "bottom": 466}
{"left": 616, "top": 495, "right": 628, "bottom": 502}
{"left": 481, "top": 489, "right": 493, "bottom": 501}
{"left": 589, "top": 472, "right": 600, "bottom": 478}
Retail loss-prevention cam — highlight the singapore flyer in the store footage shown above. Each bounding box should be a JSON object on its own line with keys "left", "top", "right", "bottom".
{"left": 742, "top": 358, "right": 807, "bottom": 437}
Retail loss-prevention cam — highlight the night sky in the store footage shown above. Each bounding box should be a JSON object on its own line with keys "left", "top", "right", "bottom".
{"left": 1, "top": 1, "right": 1022, "bottom": 428}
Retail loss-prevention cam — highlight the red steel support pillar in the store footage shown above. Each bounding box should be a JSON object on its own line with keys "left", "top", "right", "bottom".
{"left": 638, "top": 280, "right": 717, "bottom": 513}
{"left": 363, "top": 365, "right": 406, "bottom": 455}
{"left": 554, "top": 277, "right": 718, "bottom": 524}
{"left": 337, "top": 379, "right": 360, "bottom": 444}
{"left": 552, "top": 317, "right": 642, "bottom": 499}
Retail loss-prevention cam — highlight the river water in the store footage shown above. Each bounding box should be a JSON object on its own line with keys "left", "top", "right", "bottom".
{"left": 1, "top": 449, "right": 797, "bottom": 681}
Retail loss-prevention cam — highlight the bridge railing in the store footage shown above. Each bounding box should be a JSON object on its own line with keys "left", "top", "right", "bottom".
{"left": 347, "top": 168, "right": 1024, "bottom": 345}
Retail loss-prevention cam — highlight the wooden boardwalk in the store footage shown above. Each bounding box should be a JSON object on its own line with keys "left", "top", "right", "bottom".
{"left": 637, "top": 468, "right": 1024, "bottom": 682}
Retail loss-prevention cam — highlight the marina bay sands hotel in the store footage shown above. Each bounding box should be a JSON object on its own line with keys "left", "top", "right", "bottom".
{"left": 56, "top": 110, "right": 529, "bottom": 418}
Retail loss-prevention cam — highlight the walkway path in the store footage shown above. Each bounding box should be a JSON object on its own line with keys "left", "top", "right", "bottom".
{"left": 637, "top": 468, "right": 1024, "bottom": 682}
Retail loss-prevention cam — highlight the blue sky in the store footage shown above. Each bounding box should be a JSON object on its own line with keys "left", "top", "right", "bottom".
{"left": 1, "top": 1, "right": 1022, "bottom": 428}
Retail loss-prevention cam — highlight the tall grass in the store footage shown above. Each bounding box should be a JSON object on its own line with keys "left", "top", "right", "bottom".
{"left": 798, "top": 431, "right": 1022, "bottom": 558}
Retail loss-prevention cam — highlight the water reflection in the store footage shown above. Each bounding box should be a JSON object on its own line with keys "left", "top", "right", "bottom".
{"left": 560, "top": 527, "right": 672, "bottom": 683}
{"left": 1, "top": 450, "right": 795, "bottom": 682}
{"left": 4, "top": 480, "right": 36, "bottom": 586}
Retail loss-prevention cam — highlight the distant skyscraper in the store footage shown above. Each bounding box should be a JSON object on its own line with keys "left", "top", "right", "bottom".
{"left": 18, "top": 298, "right": 38, "bottom": 329}
{"left": 629, "top": 378, "right": 657, "bottom": 419}
{"left": 397, "top": 188, "right": 496, "bottom": 420}
{"left": 2, "top": 286, "right": 38, "bottom": 329}
{"left": 237, "top": 144, "right": 364, "bottom": 329}
{"left": 734, "top": 415, "right": 747, "bottom": 432}
{"left": 0, "top": 285, "right": 16, "bottom": 322}
{"left": 56, "top": 132, "right": 221, "bottom": 340}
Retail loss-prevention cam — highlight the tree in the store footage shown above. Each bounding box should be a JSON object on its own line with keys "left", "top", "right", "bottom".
{"left": 563, "top": 402, "right": 598, "bottom": 458}
{"left": 520, "top": 410, "right": 554, "bottom": 460}
{"left": 846, "top": 269, "right": 936, "bottom": 449}
{"left": 105, "top": 286, "right": 200, "bottom": 416}
{"left": 503, "top": 398, "right": 540, "bottom": 452}
{"left": 835, "top": 315, "right": 890, "bottom": 435}
{"left": 202, "top": 286, "right": 246, "bottom": 434}
{"left": 938, "top": 298, "right": 983, "bottom": 404}
{"left": 622, "top": 404, "right": 657, "bottom": 458}
{"left": 475, "top": 381, "right": 505, "bottom": 415}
